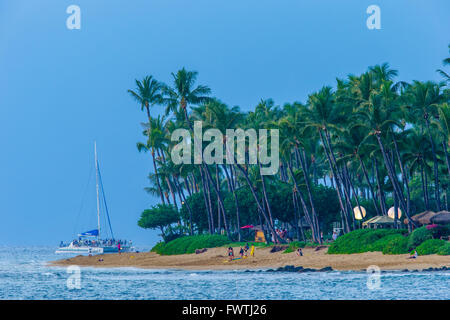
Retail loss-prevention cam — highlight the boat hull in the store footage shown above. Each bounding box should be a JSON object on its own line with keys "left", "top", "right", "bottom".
{"left": 55, "top": 245, "right": 133, "bottom": 254}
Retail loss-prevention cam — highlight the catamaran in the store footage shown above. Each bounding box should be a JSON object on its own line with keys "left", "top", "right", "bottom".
{"left": 56, "top": 143, "right": 134, "bottom": 254}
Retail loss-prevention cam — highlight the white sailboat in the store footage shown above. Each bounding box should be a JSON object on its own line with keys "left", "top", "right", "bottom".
{"left": 56, "top": 143, "right": 134, "bottom": 254}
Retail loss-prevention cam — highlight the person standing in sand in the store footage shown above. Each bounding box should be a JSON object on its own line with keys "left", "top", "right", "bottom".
{"left": 250, "top": 244, "right": 255, "bottom": 257}
{"left": 117, "top": 242, "right": 121, "bottom": 254}
{"left": 227, "top": 247, "right": 234, "bottom": 261}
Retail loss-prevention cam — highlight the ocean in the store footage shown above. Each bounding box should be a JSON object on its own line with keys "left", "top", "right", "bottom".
{"left": 0, "top": 246, "right": 448, "bottom": 300}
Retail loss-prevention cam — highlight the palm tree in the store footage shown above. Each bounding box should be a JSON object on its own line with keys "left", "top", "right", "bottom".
{"left": 435, "top": 103, "right": 450, "bottom": 180}
{"left": 406, "top": 81, "right": 445, "bottom": 211}
{"left": 163, "top": 68, "right": 234, "bottom": 238}
{"left": 163, "top": 68, "right": 212, "bottom": 129}
{"left": 196, "top": 99, "right": 245, "bottom": 240}
{"left": 129, "top": 76, "right": 165, "bottom": 203}
{"left": 402, "top": 128, "right": 433, "bottom": 210}
{"left": 436, "top": 44, "right": 450, "bottom": 83}
{"left": 128, "top": 76, "right": 164, "bottom": 130}
{"left": 304, "top": 86, "right": 352, "bottom": 233}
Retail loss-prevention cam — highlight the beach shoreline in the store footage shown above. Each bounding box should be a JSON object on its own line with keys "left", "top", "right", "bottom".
{"left": 49, "top": 246, "right": 450, "bottom": 272}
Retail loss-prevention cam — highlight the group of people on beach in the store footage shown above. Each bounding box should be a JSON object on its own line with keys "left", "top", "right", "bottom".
{"left": 62, "top": 238, "right": 131, "bottom": 248}
{"left": 272, "top": 228, "right": 289, "bottom": 243}
{"left": 227, "top": 243, "right": 254, "bottom": 261}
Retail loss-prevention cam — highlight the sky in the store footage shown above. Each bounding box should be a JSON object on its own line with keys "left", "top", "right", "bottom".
{"left": 0, "top": 0, "right": 449, "bottom": 246}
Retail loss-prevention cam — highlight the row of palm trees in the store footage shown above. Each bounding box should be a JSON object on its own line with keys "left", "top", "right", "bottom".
{"left": 129, "top": 46, "right": 449, "bottom": 243}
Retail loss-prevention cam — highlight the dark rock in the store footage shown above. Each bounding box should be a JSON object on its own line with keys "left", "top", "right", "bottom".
{"left": 401, "top": 269, "right": 409, "bottom": 272}
{"left": 294, "top": 266, "right": 304, "bottom": 272}
{"left": 319, "top": 266, "right": 333, "bottom": 272}
{"left": 284, "top": 265, "right": 295, "bottom": 272}
{"left": 266, "top": 269, "right": 274, "bottom": 272}
{"left": 270, "top": 246, "right": 288, "bottom": 253}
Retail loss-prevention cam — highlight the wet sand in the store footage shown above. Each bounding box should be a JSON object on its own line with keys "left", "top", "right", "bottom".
{"left": 50, "top": 246, "right": 450, "bottom": 271}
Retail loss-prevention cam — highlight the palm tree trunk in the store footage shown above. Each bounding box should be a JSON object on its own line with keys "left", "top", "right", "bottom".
{"left": 198, "top": 167, "right": 212, "bottom": 234}
{"left": 425, "top": 119, "right": 441, "bottom": 211}
{"left": 359, "top": 157, "right": 381, "bottom": 216}
{"left": 223, "top": 164, "right": 241, "bottom": 241}
{"left": 204, "top": 165, "right": 230, "bottom": 238}
{"left": 174, "top": 177, "right": 193, "bottom": 235}
{"left": 202, "top": 167, "right": 215, "bottom": 232}
{"left": 375, "top": 134, "right": 408, "bottom": 216}
{"left": 391, "top": 132, "right": 416, "bottom": 228}
{"left": 151, "top": 149, "right": 166, "bottom": 205}
{"left": 258, "top": 162, "right": 274, "bottom": 228}
{"left": 297, "top": 146, "right": 321, "bottom": 243}
{"left": 165, "top": 177, "right": 178, "bottom": 209}
{"left": 442, "top": 141, "right": 450, "bottom": 181}
{"left": 319, "top": 130, "right": 350, "bottom": 233}
{"left": 423, "top": 164, "right": 430, "bottom": 209}
{"left": 215, "top": 165, "right": 221, "bottom": 232}
{"left": 287, "top": 162, "right": 317, "bottom": 242}
{"left": 234, "top": 162, "right": 283, "bottom": 243}
{"left": 374, "top": 158, "right": 387, "bottom": 215}
{"left": 292, "top": 189, "right": 305, "bottom": 241}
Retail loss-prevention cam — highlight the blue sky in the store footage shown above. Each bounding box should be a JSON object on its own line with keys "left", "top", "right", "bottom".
{"left": 0, "top": 0, "right": 449, "bottom": 246}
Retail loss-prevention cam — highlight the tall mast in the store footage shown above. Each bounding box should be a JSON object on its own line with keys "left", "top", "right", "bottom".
{"left": 95, "top": 141, "right": 101, "bottom": 239}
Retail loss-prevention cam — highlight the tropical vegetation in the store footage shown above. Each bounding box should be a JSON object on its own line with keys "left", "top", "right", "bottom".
{"left": 130, "top": 46, "right": 450, "bottom": 247}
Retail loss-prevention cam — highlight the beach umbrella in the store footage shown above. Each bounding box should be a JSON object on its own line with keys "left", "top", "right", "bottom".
{"left": 417, "top": 211, "right": 440, "bottom": 225}
{"left": 353, "top": 206, "right": 366, "bottom": 220}
{"left": 430, "top": 211, "right": 450, "bottom": 225}
{"left": 388, "top": 206, "right": 402, "bottom": 219}
{"left": 240, "top": 225, "right": 254, "bottom": 229}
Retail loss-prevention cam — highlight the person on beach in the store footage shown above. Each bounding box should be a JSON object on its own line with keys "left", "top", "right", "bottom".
{"left": 250, "top": 244, "right": 255, "bottom": 257}
{"left": 332, "top": 231, "right": 338, "bottom": 241}
{"left": 239, "top": 247, "right": 244, "bottom": 258}
{"left": 117, "top": 242, "right": 121, "bottom": 254}
{"left": 408, "top": 250, "right": 418, "bottom": 259}
{"left": 228, "top": 247, "right": 234, "bottom": 261}
{"left": 296, "top": 248, "right": 303, "bottom": 257}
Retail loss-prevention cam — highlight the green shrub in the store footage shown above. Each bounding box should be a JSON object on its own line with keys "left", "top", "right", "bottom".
{"left": 150, "top": 241, "right": 165, "bottom": 253}
{"left": 437, "top": 242, "right": 450, "bottom": 255}
{"left": 151, "top": 234, "right": 230, "bottom": 255}
{"left": 407, "top": 226, "right": 432, "bottom": 250}
{"left": 368, "top": 234, "right": 402, "bottom": 252}
{"left": 416, "top": 239, "right": 446, "bottom": 255}
{"left": 381, "top": 235, "right": 409, "bottom": 254}
{"left": 328, "top": 229, "right": 407, "bottom": 254}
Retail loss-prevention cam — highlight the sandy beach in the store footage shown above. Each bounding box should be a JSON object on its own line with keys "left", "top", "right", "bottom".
{"left": 50, "top": 246, "right": 450, "bottom": 271}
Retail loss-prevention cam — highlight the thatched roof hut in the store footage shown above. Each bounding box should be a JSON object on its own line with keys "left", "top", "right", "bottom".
{"left": 403, "top": 210, "right": 436, "bottom": 225}
{"left": 430, "top": 211, "right": 450, "bottom": 225}
{"left": 362, "top": 215, "right": 395, "bottom": 228}
{"left": 417, "top": 211, "right": 440, "bottom": 225}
